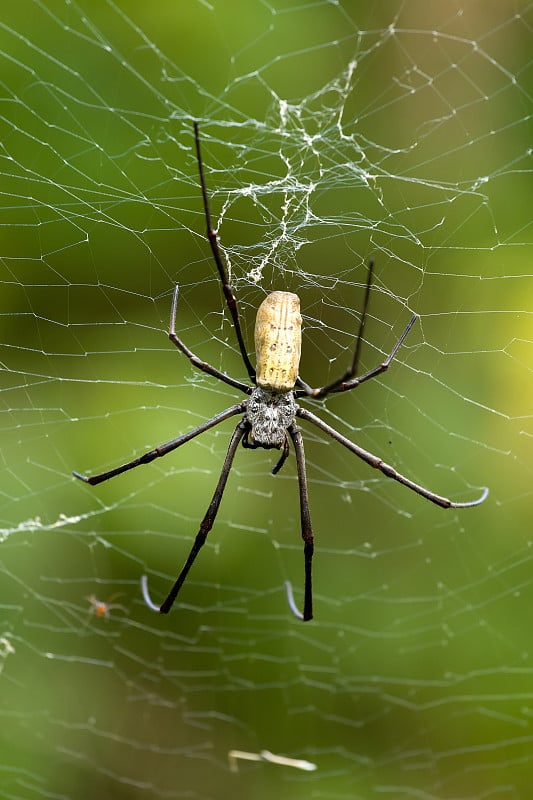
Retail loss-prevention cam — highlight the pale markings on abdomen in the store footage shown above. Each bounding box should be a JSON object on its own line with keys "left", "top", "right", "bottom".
{"left": 254, "top": 291, "right": 302, "bottom": 392}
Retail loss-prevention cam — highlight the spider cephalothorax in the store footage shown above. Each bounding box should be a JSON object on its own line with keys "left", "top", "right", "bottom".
{"left": 74, "top": 121, "right": 488, "bottom": 622}
{"left": 245, "top": 387, "right": 297, "bottom": 448}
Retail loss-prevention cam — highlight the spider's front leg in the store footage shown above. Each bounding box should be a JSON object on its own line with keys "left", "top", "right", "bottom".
{"left": 297, "top": 406, "right": 488, "bottom": 509}
{"left": 159, "top": 418, "right": 249, "bottom": 614}
{"left": 288, "top": 423, "right": 314, "bottom": 622}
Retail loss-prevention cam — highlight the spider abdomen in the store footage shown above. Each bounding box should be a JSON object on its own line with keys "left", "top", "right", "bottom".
{"left": 254, "top": 291, "right": 302, "bottom": 392}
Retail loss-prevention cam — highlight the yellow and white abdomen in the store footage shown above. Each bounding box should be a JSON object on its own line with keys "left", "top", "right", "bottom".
{"left": 254, "top": 291, "right": 302, "bottom": 392}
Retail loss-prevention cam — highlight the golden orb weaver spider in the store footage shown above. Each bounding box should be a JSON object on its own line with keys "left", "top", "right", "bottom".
{"left": 74, "top": 121, "right": 488, "bottom": 621}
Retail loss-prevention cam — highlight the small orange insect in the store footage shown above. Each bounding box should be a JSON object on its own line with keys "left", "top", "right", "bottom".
{"left": 87, "top": 593, "right": 127, "bottom": 619}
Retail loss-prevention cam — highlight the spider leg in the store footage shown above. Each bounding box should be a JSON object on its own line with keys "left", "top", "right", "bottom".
{"left": 271, "top": 435, "right": 290, "bottom": 475}
{"left": 159, "top": 418, "right": 248, "bottom": 614}
{"left": 297, "top": 407, "right": 488, "bottom": 508}
{"left": 241, "top": 430, "right": 290, "bottom": 475}
{"left": 295, "top": 314, "right": 417, "bottom": 399}
{"left": 295, "top": 259, "right": 417, "bottom": 399}
{"left": 140, "top": 575, "right": 160, "bottom": 612}
{"left": 73, "top": 402, "right": 246, "bottom": 485}
{"left": 296, "top": 259, "right": 374, "bottom": 398}
{"left": 193, "top": 121, "right": 256, "bottom": 383}
{"left": 288, "top": 423, "right": 314, "bottom": 621}
{"left": 169, "top": 284, "right": 251, "bottom": 394}
{"left": 284, "top": 580, "right": 304, "bottom": 620}
{"left": 242, "top": 429, "right": 290, "bottom": 475}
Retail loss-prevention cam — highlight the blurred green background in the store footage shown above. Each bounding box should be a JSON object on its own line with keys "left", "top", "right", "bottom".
{"left": 1, "top": 1, "right": 532, "bottom": 798}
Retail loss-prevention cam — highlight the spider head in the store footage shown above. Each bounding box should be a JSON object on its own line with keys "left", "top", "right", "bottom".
{"left": 246, "top": 387, "right": 297, "bottom": 448}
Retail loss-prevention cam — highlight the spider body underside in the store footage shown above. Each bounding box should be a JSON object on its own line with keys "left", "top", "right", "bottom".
{"left": 74, "top": 121, "right": 488, "bottom": 622}
{"left": 246, "top": 387, "right": 297, "bottom": 447}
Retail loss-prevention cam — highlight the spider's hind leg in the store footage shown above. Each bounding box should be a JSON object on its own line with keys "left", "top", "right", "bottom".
{"left": 193, "top": 121, "right": 256, "bottom": 383}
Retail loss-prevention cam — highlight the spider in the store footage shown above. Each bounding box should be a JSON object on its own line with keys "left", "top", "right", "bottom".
{"left": 74, "top": 121, "right": 488, "bottom": 622}
{"left": 87, "top": 593, "right": 127, "bottom": 619}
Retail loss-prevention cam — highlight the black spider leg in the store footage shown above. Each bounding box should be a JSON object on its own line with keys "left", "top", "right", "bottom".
{"left": 297, "top": 407, "right": 489, "bottom": 508}
{"left": 159, "top": 418, "right": 249, "bottom": 614}
{"left": 193, "top": 121, "right": 256, "bottom": 383}
{"left": 169, "top": 285, "right": 251, "bottom": 394}
{"left": 73, "top": 402, "right": 246, "bottom": 485}
{"left": 241, "top": 429, "right": 290, "bottom": 475}
{"left": 288, "top": 423, "right": 314, "bottom": 621}
{"left": 295, "top": 258, "right": 375, "bottom": 395}
{"left": 271, "top": 436, "right": 290, "bottom": 475}
{"left": 296, "top": 260, "right": 418, "bottom": 399}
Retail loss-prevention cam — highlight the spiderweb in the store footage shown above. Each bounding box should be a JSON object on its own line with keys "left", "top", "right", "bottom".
{"left": 1, "top": 1, "right": 532, "bottom": 797}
